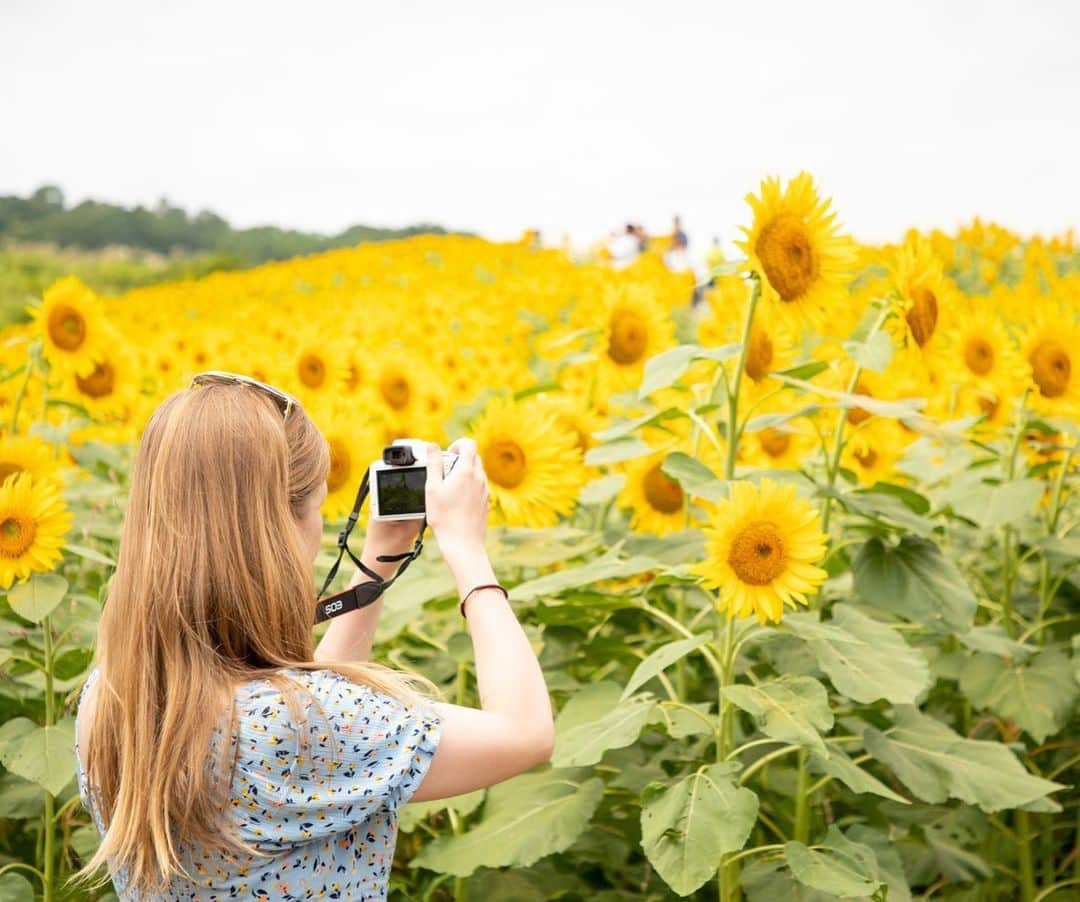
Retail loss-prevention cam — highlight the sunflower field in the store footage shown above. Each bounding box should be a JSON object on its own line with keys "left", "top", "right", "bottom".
{"left": 0, "top": 172, "right": 1078, "bottom": 901}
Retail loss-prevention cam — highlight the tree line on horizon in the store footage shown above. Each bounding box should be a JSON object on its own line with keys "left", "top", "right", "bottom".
{"left": 0, "top": 185, "right": 453, "bottom": 265}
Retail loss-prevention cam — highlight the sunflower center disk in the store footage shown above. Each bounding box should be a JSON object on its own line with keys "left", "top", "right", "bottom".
{"left": 642, "top": 464, "right": 683, "bottom": 514}
{"left": 0, "top": 516, "right": 36, "bottom": 559}
{"left": 744, "top": 328, "right": 774, "bottom": 382}
{"left": 727, "top": 521, "right": 786, "bottom": 585}
{"left": 608, "top": 311, "right": 648, "bottom": 365}
{"left": 326, "top": 439, "right": 351, "bottom": 492}
{"left": 754, "top": 214, "right": 817, "bottom": 302}
{"left": 854, "top": 446, "right": 878, "bottom": 469}
{"left": 380, "top": 374, "right": 411, "bottom": 410}
{"left": 758, "top": 428, "right": 791, "bottom": 458}
{"left": 485, "top": 439, "right": 527, "bottom": 489}
{"left": 75, "top": 362, "right": 115, "bottom": 398}
{"left": 48, "top": 305, "right": 87, "bottom": 351}
{"left": 298, "top": 354, "right": 327, "bottom": 389}
{"left": 1029, "top": 340, "right": 1071, "bottom": 398}
{"left": 905, "top": 287, "right": 939, "bottom": 347}
{"left": 964, "top": 337, "right": 995, "bottom": 376}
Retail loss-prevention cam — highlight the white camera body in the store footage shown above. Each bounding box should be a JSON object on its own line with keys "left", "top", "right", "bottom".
{"left": 369, "top": 439, "right": 458, "bottom": 521}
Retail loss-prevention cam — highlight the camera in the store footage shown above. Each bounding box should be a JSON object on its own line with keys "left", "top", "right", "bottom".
{"left": 369, "top": 439, "right": 459, "bottom": 521}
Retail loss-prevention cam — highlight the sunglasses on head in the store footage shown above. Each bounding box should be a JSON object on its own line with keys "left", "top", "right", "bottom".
{"left": 190, "top": 371, "right": 299, "bottom": 421}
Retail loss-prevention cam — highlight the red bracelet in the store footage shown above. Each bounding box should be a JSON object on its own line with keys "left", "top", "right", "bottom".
{"left": 459, "top": 583, "right": 509, "bottom": 617}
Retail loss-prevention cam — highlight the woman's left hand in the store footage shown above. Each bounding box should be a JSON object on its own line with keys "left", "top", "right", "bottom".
{"left": 360, "top": 516, "right": 423, "bottom": 579}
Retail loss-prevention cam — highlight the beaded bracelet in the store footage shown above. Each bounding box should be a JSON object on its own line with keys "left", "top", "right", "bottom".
{"left": 459, "top": 583, "right": 509, "bottom": 618}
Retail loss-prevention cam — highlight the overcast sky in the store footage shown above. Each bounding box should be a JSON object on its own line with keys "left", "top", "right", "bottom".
{"left": 2, "top": 0, "right": 1077, "bottom": 255}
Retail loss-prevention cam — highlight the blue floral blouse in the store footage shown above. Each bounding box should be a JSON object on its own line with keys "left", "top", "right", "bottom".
{"left": 75, "top": 665, "right": 443, "bottom": 900}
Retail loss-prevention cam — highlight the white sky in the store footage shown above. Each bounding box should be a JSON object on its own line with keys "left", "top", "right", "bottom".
{"left": 2, "top": 0, "right": 1078, "bottom": 257}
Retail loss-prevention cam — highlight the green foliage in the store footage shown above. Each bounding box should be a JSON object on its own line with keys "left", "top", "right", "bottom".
{"left": 0, "top": 185, "right": 451, "bottom": 264}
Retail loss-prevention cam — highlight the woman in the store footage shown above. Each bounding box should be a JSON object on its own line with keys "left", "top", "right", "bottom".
{"left": 72, "top": 374, "right": 555, "bottom": 899}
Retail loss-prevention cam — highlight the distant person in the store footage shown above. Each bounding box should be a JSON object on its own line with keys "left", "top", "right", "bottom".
{"left": 664, "top": 215, "right": 691, "bottom": 273}
{"left": 706, "top": 235, "right": 726, "bottom": 278}
{"left": 610, "top": 223, "right": 642, "bottom": 269}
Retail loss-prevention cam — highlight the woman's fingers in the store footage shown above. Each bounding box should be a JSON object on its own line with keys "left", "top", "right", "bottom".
{"left": 448, "top": 437, "right": 478, "bottom": 465}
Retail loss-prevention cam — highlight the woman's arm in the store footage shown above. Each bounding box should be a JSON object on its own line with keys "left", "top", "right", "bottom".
{"left": 313, "top": 521, "right": 420, "bottom": 663}
{"left": 408, "top": 441, "right": 555, "bottom": 802}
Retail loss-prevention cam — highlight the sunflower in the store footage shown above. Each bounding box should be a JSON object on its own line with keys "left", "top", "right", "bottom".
{"left": 617, "top": 452, "right": 696, "bottom": 536}
{"left": 841, "top": 419, "right": 909, "bottom": 486}
{"left": 595, "top": 283, "right": 677, "bottom": 393}
{"left": 737, "top": 172, "right": 857, "bottom": 333}
{"left": 691, "top": 478, "right": 828, "bottom": 624}
{"left": 283, "top": 332, "right": 349, "bottom": 404}
{"left": 888, "top": 233, "right": 953, "bottom": 351}
{"left": 55, "top": 340, "right": 140, "bottom": 422}
{"left": 1019, "top": 303, "right": 1080, "bottom": 419}
{"left": 0, "top": 434, "right": 65, "bottom": 488}
{"left": 308, "top": 404, "right": 384, "bottom": 521}
{"left": 740, "top": 422, "right": 818, "bottom": 473}
{"left": 0, "top": 472, "right": 73, "bottom": 590}
{"left": 28, "top": 276, "right": 111, "bottom": 378}
{"left": 469, "top": 395, "right": 587, "bottom": 528}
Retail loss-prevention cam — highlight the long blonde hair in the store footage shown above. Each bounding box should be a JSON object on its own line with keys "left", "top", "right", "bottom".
{"left": 70, "top": 382, "right": 438, "bottom": 895}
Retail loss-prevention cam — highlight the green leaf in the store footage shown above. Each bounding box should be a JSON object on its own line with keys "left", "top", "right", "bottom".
{"left": 960, "top": 649, "right": 1079, "bottom": 743}
{"left": 640, "top": 764, "right": 759, "bottom": 896}
{"left": 773, "top": 360, "right": 829, "bottom": 382}
{"left": 593, "top": 407, "right": 684, "bottom": 442}
{"left": 53, "top": 647, "right": 94, "bottom": 681}
{"left": 772, "top": 372, "right": 924, "bottom": 419}
{"left": 845, "top": 825, "right": 913, "bottom": 902}
{"left": 950, "top": 479, "right": 1044, "bottom": 529}
{"left": 5, "top": 717, "right": 77, "bottom": 796}
{"left": 63, "top": 543, "right": 117, "bottom": 567}
{"left": 784, "top": 825, "right": 885, "bottom": 898}
{"left": 399, "top": 787, "right": 486, "bottom": 833}
{"left": 584, "top": 437, "right": 654, "bottom": 466}
{"left": 843, "top": 330, "right": 894, "bottom": 373}
{"left": 660, "top": 452, "right": 727, "bottom": 501}
{"left": 410, "top": 769, "right": 603, "bottom": 876}
{"left": 0, "top": 772, "right": 45, "bottom": 819}
{"left": 0, "top": 717, "right": 37, "bottom": 768}
{"left": 578, "top": 474, "right": 626, "bottom": 505}
{"left": 6, "top": 573, "right": 69, "bottom": 623}
{"left": 622, "top": 633, "right": 711, "bottom": 700}
{"left": 957, "top": 625, "right": 1033, "bottom": 660}
{"left": 553, "top": 691, "right": 656, "bottom": 767}
{"left": 639, "top": 345, "right": 698, "bottom": 397}
{"left": 0, "top": 873, "right": 35, "bottom": 902}
{"left": 648, "top": 702, "right": 714, "bottom": 739}
{"left": 807, "top": 746, "right": 909, "bottom": 804}
{"left": 1036, "top": 534, "right": 1080, "bottom": 563}
{"left": 509, "top": 551, "right": 658, "bottom": 602}
{"left": 721, "top": 676, "right": 833, "bottom": 754}
{"left": 785, "top": 605, "right": 930, "bottom": 704}
{"left": 852, "top": 536, "right": 977, "bottom": 633}
{"left": 838, "top": 487, "right": 936, "bottom": 535}
{"left": 70, "top": 824, "right": 102, "bottom": 863}
{"left": 863, "top": 706, "right": 1065, "bottom": 812}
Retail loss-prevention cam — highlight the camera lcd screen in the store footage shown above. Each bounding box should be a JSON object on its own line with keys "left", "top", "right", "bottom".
{"left": 376, "top": 466, "right": 427, "bottom": 515}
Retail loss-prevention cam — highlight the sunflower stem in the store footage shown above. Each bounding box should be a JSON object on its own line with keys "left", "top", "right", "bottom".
{"left": 1001, "top": 391, "right": 1029, "bottom": 639}
{"left": 724, "top": 275, "right": 761, "bottom": 481}
{"left": 793, "top": 748, "right": 811, "bottom": 844}
{"left": 819, "top": 301, "right": 891, "bottom": 535}
{"left": 9, "top": 348, "right": 36, "bottom": 435}
{"left": 42, "top": 614, "right": 55, "bottom": 902}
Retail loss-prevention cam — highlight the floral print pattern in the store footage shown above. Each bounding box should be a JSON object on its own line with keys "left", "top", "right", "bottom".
{"left": 75, "top": 666, "right": 442, "bottom": 900}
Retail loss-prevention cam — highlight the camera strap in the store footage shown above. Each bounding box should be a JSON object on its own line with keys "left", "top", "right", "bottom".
{"left": 313, "top": 469, "right": 428, "bottom": 624}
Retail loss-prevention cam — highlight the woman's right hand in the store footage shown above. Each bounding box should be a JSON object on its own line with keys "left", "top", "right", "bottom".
{"left": 425, "top": 440, "right": 493, "bottom": 584}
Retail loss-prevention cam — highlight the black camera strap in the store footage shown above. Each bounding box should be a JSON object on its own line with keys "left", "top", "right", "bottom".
{"left": 314, "top": 469, "right": 428, "bottom": 623}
